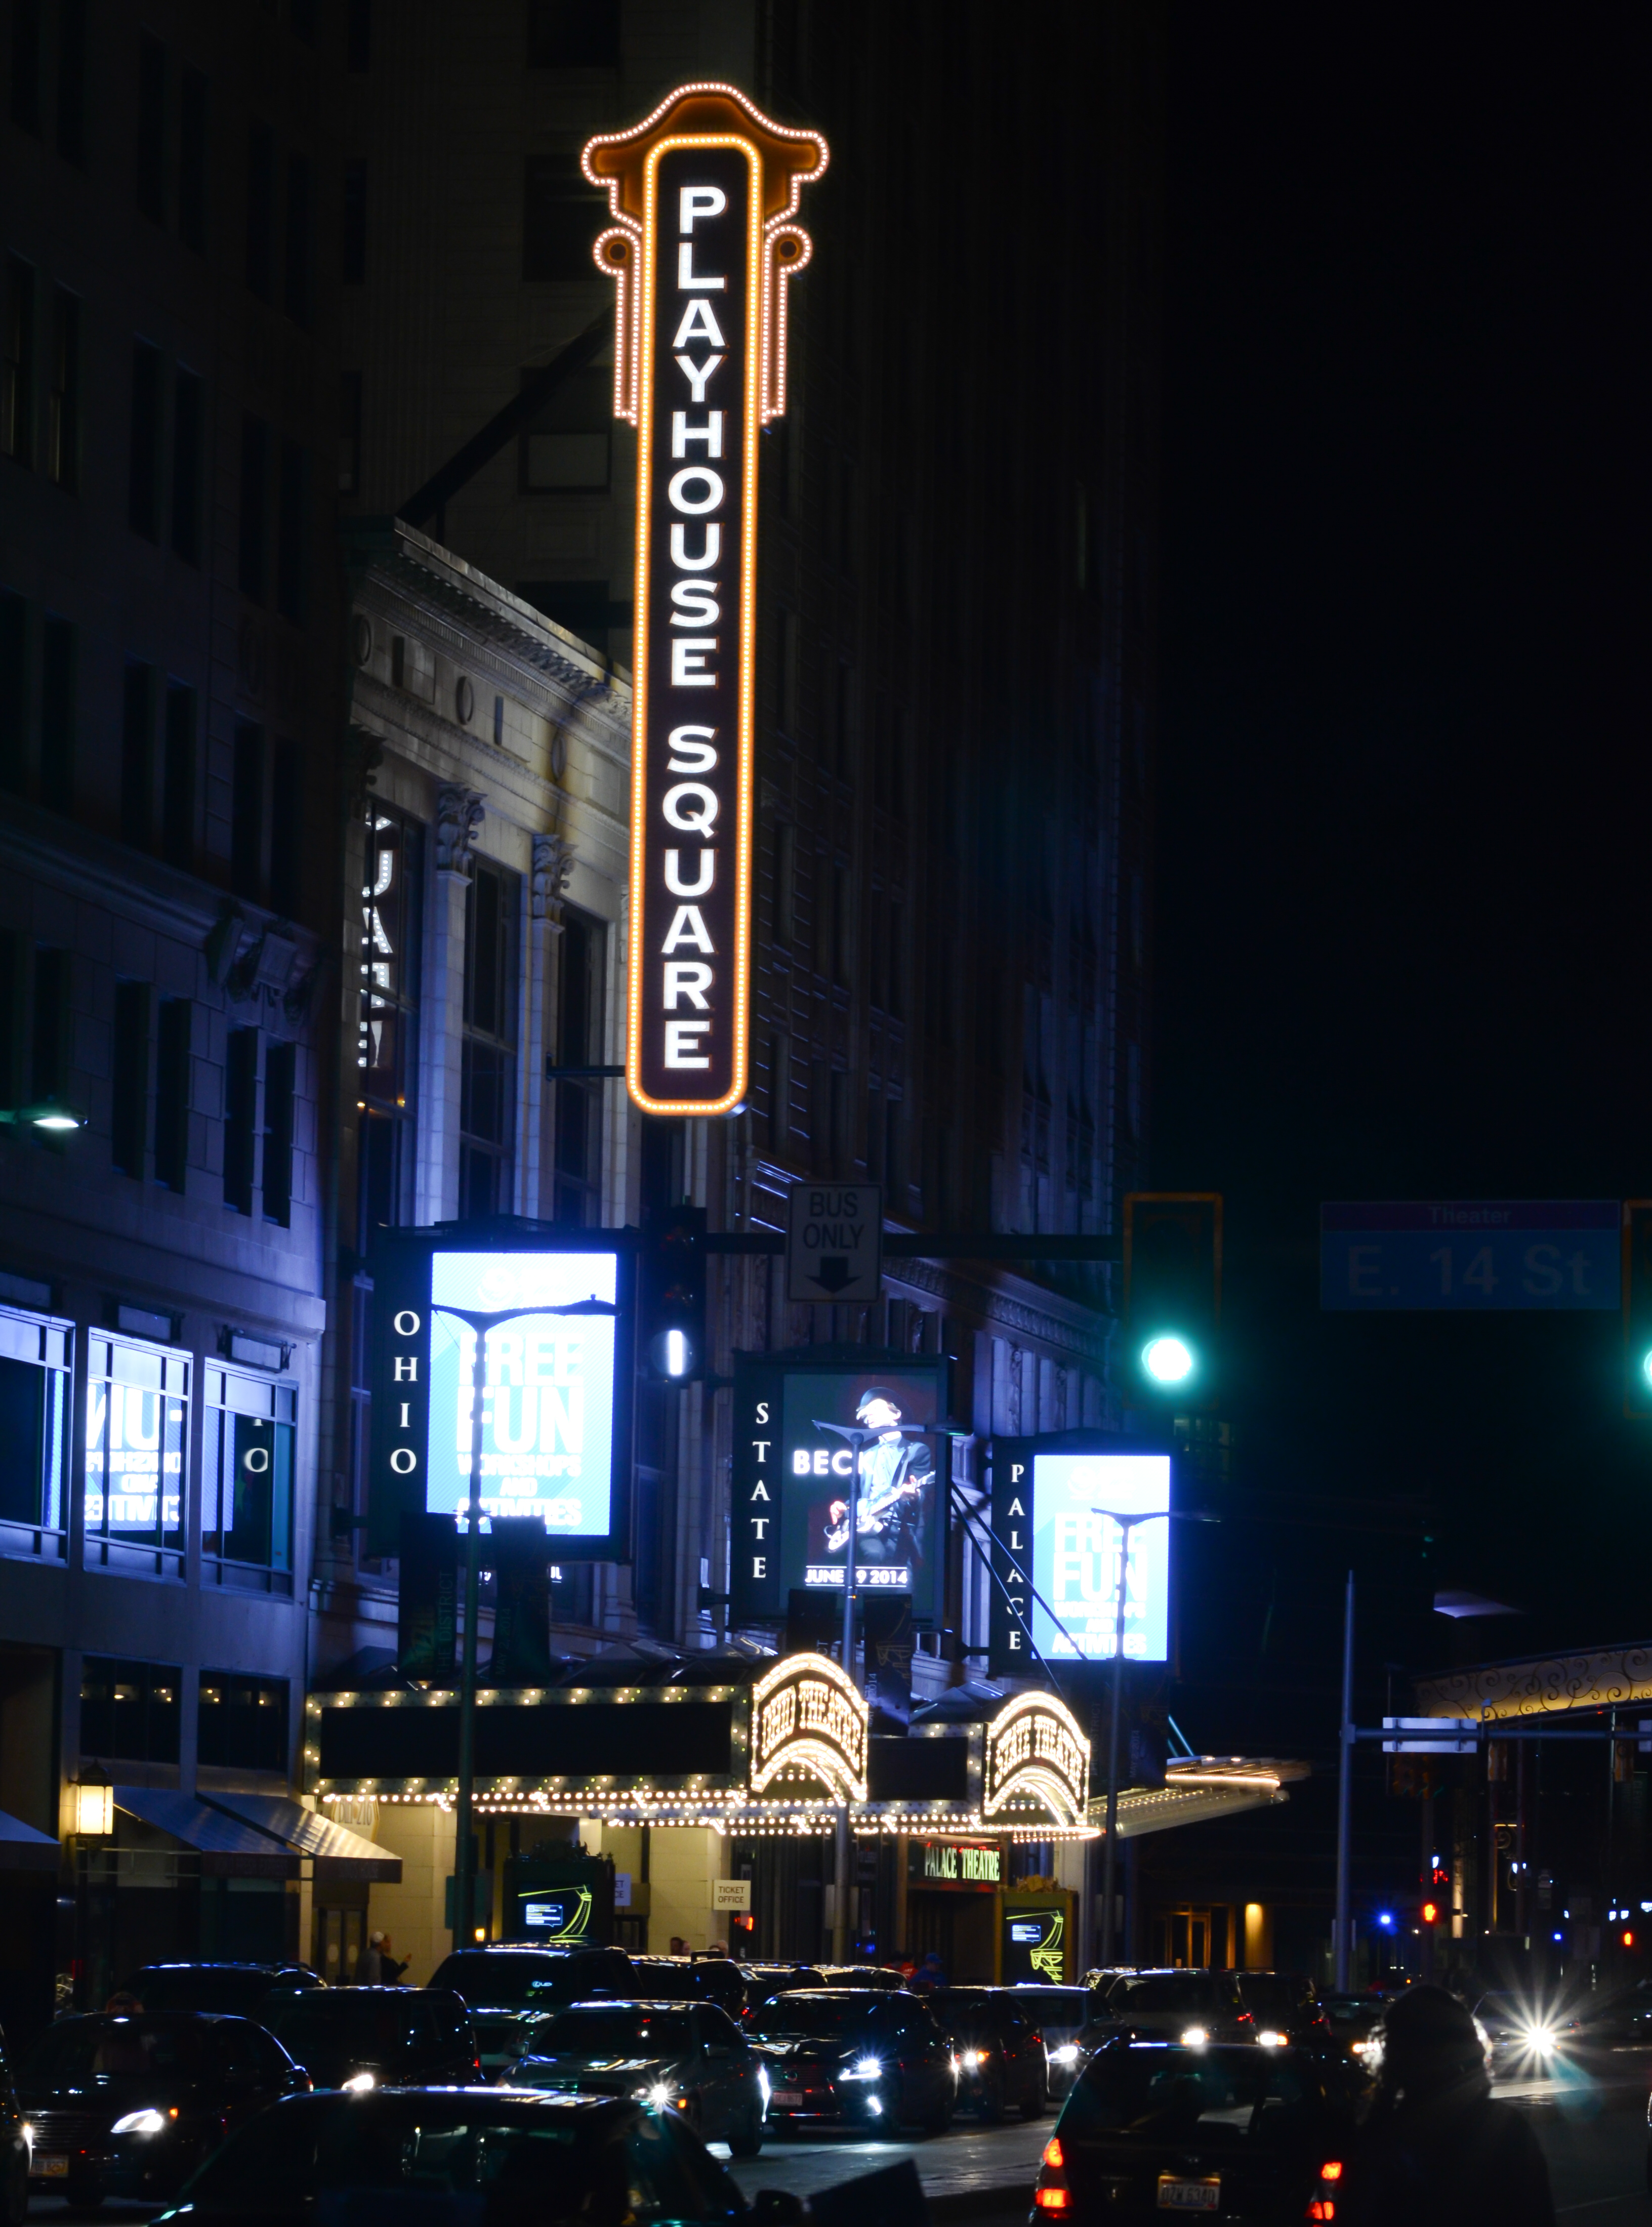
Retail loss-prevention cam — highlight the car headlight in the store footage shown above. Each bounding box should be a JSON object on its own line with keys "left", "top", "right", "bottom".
{"left": 960, "top": 2049, "right": 986, "bottom": 2070}
{"left": 1523, "top": 2026, "right": 1557, "bottom": 2052}
{"left": 636, "top": 2082, "right": 676, "bottom": 2109}
{"left": 341, "top": 2072, "right": 376, "bottom": 2094}
{"left": 1049, "top": 2044, "right": 1079, "bottom": 2066}
{"left": 1350, "top": 2039, "right": 1369, "bottom": 2055}
{"left": 111, "top": 2109, "right": 172, "bottom": 2136}
{"left": 840, "top": 2057, "right": 883, "bottom": 2081}
{"left": 1258, "top": 2030, "right": 1287, "bottom": 2049}
{"left": 757, "top": 2066, "right": 771, "bottom": 2104}
{"left": 1180, "top": 2027, "right": 1209, "bottom": 2049}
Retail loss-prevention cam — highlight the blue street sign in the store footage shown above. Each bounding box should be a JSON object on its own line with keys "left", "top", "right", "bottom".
{"left": 1320, "top": 1202, "right": 1619, "bottom": 1311}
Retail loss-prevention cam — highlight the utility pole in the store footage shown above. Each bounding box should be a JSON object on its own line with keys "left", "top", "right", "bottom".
{"left": 1334, "top": 1570, "right": 1355, "bottom": 1990}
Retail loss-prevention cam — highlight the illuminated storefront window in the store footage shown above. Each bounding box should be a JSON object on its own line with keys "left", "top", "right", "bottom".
{"left": 85, "top": 1336, "right": 188, "bottom": 1574}
{"left": 202, "top": 1365, "right": 296, "bottom": 1587}
{"left": 0, "top": 1305, "right": 70, "bottom": 1555}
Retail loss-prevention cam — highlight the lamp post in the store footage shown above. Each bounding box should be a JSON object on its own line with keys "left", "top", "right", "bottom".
{"left": 811, "top": 1416, "right": 934, "bottom": 1965}
{"left": 1090, "top": 1504, "right": 1219, "bottom": 1967}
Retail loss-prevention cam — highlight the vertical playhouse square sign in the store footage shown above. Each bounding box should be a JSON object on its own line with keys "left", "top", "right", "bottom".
{"left": 584, "top": 86, "right": 828, "bottom": 1116}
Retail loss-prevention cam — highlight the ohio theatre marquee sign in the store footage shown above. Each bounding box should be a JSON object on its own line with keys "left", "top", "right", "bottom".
{"left": 584, "top": 86, "right": 828, "bottom": 1116}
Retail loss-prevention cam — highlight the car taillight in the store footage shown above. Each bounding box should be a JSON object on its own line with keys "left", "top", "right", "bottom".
{"left": 1307, "top": 2207, "right": 1335, "bottom": 2222}
{"left": 1320, "top": 2163, "right": 1344, "bottom": 2181}
{"left": 1035, "top": 2135, "right": 1069, "bottom": 2211}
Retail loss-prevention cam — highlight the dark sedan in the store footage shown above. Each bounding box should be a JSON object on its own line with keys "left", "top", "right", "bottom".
{"left": 430, "top": 1944, "right": 635, "bottom": 2077}
{"left": 508, "top": 2000, "right": 768, "bottom": 2154}
{"left": 747, "top": 1988, "right": 954, "bottom": 2135}
{"left": 260, "top": 1986, "right": 480, "bottom": 2090}
{"left": 930, "top": 1989, "right": 1048, "bottom": 2121}
{"left": 628, "top": 1956, "right": 751, "bottom": 2019}
{"left": 118, "top": 1962, "right": 324, "bottom": 2018}
{"left": 151, "top": 2087, "right": 754, "bottom": 2227}
{"left": 1033, "top": 2040, "right": 1360, "bottom": 2224}
{"left": 19, "top": 2011, "right": 308, "bottom": 2208}
{"left": 1000, "top": 1986, "right": 1098, "bottom": 2096}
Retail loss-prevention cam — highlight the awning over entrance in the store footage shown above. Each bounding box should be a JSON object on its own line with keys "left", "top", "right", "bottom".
{"left": 0, "top": 1806, "right": 59, "bottom": 1871}
{"left": 1101, "top": 1757, "right": 1309, "bottom": 1840}
{"left": 205, "top": 1792, "right": 399, "bottom": 1882}
{"left": 113, "top": 1788, "right": 298, "bottom": 1878}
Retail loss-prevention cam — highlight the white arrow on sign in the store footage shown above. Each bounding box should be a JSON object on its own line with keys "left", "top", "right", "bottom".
{"left": 786, "top": 1182, "right": 884, "bottom": 1305}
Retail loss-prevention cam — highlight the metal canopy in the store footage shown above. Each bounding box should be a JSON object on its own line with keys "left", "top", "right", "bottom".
{"left": 112, "top": 1788, "right": 297, "bottom": 1878}
{"left": 201, "top": 1792, "right": 401, "bottom": 1882}
{"left": 0, "top": 1805, "right": 59, "bottom": 1871}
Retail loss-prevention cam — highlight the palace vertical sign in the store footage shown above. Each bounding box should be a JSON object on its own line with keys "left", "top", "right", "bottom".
{"left": 585, "top": 87, "right": 828, "bottom": 1116}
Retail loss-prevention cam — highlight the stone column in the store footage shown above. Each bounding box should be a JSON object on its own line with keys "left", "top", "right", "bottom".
{"left": 417, "top": 785, "right": 484, "bottom": 1225}
{"left": 519, "top": 833, "right": 574, "bottom": 1220}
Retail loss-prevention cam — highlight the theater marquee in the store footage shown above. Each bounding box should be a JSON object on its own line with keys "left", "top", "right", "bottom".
{"left": 982, "top": 1693, "right": 1090, "bottom": 1829}
{"left": 584, "top": 86, "right": 828, "bottom": 1117}
{"left": 750, "top": 1652, "right": 868, "bottom": 1805}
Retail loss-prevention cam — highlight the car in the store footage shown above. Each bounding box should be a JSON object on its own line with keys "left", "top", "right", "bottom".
{"left": 1234, "top": 1972, "right": 1335, "bottom": 2052}
{"left": 1321, "top": 1991, "right": 1389, "bottom": 2063}
{"left": 1032, "top": 2038, "right": 1363, "bottom": 2224}
{"left": 150, "top": 2085, "right": 771, "bottom": 2227}
{"left": 746, "top": 1987, "right": 955, "bottom": 2135}
{"left": 628, "top": 1955, "right": 751, "bottom": 2019}
{"left": 999, "top": 1985, "right": 1098, "bottom": 2094}
{"left": 117, "top": 1962, "right": 325, "bottom": 2018}
{"left": 814, "top": 1964, "right": 908, "bottom": 1990}
{"left": 18, "top": 2010, "right": 308, "bottom": 2209}
{"left": 428, "top": 1944, "right": 636, "bottom": 2076}
{"left": 508, "top": 1999, "right": 769, "bottom": 2155}
{"left": 1472, "top": 1989, "right": 1571, "bottom": 2071}
{"left": 260, "top": 1985, "right": 481, "bottom": 2090}
{"left": 929, "top": 1989, "right": 1048, "bottom": 2121}
{"left": 1094, "top": 1968, "right": 1251, "bottom": 2044}
{"left": 0, "top": 2018, "right": 33, "bottom": 2224}
{"left": 737, "top": 1962, "right": 826, "bottom": 2014}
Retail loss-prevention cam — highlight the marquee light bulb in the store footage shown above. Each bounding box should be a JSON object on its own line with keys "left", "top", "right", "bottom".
{"left": 1141, "top": 1335, "right": 1194, "bottom": 1385}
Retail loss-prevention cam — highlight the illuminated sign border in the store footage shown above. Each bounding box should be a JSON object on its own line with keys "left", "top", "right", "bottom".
{"left": 982, "top": 1692, "right": 1090, "bottom": 1828}
{"left": 584, "top": 86, "right": 828, "bottom": 1120}
{"left": 750, "top": 1651, "right": 869, "bottom": 1805}
{"left": 986, "top": 1435, "right": 1175, "bottom": 1676}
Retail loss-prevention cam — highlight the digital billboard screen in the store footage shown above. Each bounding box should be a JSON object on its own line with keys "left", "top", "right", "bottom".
{"left": 369, "top": 1233, "right": 631, "bottom": 1561}
{"left": 730, "top": 1352, "right": 950, "bottom": 1624}
{"left": 988, "top": 1440, "right": 1172, "bottom": 1674}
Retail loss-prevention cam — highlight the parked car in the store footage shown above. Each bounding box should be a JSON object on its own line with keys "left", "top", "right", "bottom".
{"left": 628, "top": 1956, "right": 750, "bottom": 2019}
{"left": 747, "top": 1988, "right": 955, "bottom": 2134}
{"left": 508, "top": 2000, "right": 768, "bottom": 2155}
{"left": 1034, "top": 2039, "right": 1362, "bottom": 2223}
{"left": 260, "top": 1986, "right": 480, "bottom": 2090}
{"left": 150, "top": 2086, "right": 770, "bottom": 2227}
{"left": 929, "top": 1988, "right": 1047, "bottom": 2120}
{"left": 117, "top": 1963, "right": 324, "bottom": 2019}
{"left": 814, "top": 1964, "right": 908, "bottom": 1991}
{"left": 428, "top": 1944, "right": 636, "bottom": 2076}
{"left": 1095, "top": 1968, "right": 1251, "bottom": 2043}
{"left": 738, "top": 1963, "right": 825, "bottom": 2014}
{"left": 999, "top": 1984, "right": 1097, "bottom": 2094}
{"left": 19, "top": 2011, "right": 308, "bottom": 2210}
{"left": 1234, "top": 1972, "right": 1335, "bottom": 2051}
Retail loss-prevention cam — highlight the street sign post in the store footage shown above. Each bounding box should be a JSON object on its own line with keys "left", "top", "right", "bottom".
{"left": 1320, "top": 1201, "right": 1618, "bottom": 1310}
{"left": 786, "top": 1183, "right": 883, "bottom": 1304}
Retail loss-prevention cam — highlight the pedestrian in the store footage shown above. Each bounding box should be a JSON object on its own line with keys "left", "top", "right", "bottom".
{"left": 669, "top": 1935, "right": 685, "bottom": 1956}
{"left": 355, "top": 1930, "right": 385, "bottom": 1985}
{"left": 379, "top": 1932, "right": 407, "bottom": 1984}
{"left": 1346, "top": 1984, "right": 1555, "bottom": 2227}
{"left": 910, "top": 1950, "right": 946, "bottom": 1994}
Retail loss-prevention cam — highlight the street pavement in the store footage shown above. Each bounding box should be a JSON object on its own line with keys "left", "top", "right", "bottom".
{"left": 722, "top": 2114, "right": 1051, "bottom": 2214}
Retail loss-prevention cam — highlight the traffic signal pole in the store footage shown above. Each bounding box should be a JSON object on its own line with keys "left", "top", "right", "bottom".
{"left": 1334, "top": 1571, "right": 1354, "bottom": 1990}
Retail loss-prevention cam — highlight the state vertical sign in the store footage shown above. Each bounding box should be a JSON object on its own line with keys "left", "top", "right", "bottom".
{"left": 584, "top": 86, "right": 828, "bottom": 1117}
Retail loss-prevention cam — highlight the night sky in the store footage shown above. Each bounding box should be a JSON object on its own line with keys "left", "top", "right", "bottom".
{"left": 1154, "top": 6, "right": 1650, "bottom": 1730}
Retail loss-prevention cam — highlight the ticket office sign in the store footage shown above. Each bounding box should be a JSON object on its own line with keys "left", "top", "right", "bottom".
{"left": 584, "top": 86, "right": 828, "bottom": 1118}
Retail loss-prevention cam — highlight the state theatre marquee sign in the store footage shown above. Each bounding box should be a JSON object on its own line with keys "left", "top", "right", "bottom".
{"left": 749, "top": 1652, "right": 868, "bottom": 1806}
{"left": 982, "top": 1692, "right": 1090, "bottom": 1829}
{"left": 585, "top": 87, "right": 829, "bottom": 1116}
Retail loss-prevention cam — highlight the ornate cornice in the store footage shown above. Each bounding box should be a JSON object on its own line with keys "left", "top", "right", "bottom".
{"left": 1416, "top": 1645, "right": 1652, "bottom": 1724}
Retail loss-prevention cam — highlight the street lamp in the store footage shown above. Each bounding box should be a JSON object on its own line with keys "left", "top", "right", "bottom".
{"left": 0, "top": 1097, "right": 84, "bottom": 1132}
{"left": 1091, "top": 1503, "right": 1219, "bottom": 1968}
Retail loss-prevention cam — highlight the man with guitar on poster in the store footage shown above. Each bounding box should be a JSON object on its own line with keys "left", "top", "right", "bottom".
{"left": 821, "top": 1385, "right": 935, "bottom": 1574}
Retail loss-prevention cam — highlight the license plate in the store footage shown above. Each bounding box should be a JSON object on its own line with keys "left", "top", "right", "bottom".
{"left": 1157, "top": 2177, "right": 1219, "bottom": 2212}
{"left": 30, "top": 2157, "right": 69, "bottom": 2180}
{"left": 769, "top": 2090, "right": 803, "bottom": 2107}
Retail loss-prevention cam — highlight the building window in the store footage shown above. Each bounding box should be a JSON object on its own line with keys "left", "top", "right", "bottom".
{"left": 171, "top": 369, "right": 203, "bottom": 563}
{"left": 238, "top": 416, "right": 270, "bottom": 600}
{"left": 245, "top": 124, "right": 275, "bottom": 298}
{"left": 79, "top": 1658, "right": 181, "bottom": 1764}
{"left": 111, "top": 982, "right": 151, "bottom": 1178}
{"left": 460, "top": 859, "right": 519, "bottom": 1218}
{"left": 522, "top": 156, "right": 605, "bottom": 280}
{"left": 85, "top": 1335, "right": 188, "bottom": 1575}
{"left": 120, "top": 658, "right": 154, "bottom": 846}
{"left": 276, "top": 440, "right": 309, "bottom": 624}
{"left": 8, "top": 0, "right": 40, "bottom": 131}
{"left": 48, "top": 287, "right": 79, "bottom": 491}
{"left": 178, "top": 67, "right": 209, "bottom": 251}
{"left": 135, "top": 33, "right": 166, "bottom": 223}
{"left": 31, "top": 944, "right": 69, "bottom": 1112}
{"left": 359, "top": 806, "right": 423, "bottom": 1242}
{"left": 0, "top": 1305, "right": 69, "bottom": 1548}
{"left": 128, "top": 341, "right": 163, "bottom": 539}
{"left": 3, "top": 256, "right": 37, "bottom": 467}
{"left": 342, "top": 158, "right": 367, "bottom": 282}
{"left": 527, "top": 0, "right": 621, "bottom": 66}
{"left": 154, "top": 997, "right": 191, "bottom": 1190}
{"left": 231, "top": 720, "right": 264, "bottom": 898}
{"left": 202, "top": 1366, "right": 295, "bottom": 1585}
{"left": 520, "top": 364, "right": 610, "bottom": 491}
{"left": 550, "top": 905, "right": 604, "bottom": 1225}
{"left": 775, "top": 823, "right": 797, "bottom": 945}
{"left": 264, "top": 1040, "right": 295, "bottom": 1227}
{"left": 283, "top": 154, "right": 312, "bottom": 325}
{"left": 198, "top": 1671, "right": 287, "bottom": 1769}
{"left": 775, "top": 606, "right": 797, "bottom": 736}
{"left": 161, "top": 681, "right": 195, "bottom": 869}
{"left": 224, "top": 1026, "right": 258, "bottom": 1214}
{"left": 39, "top": 616, "right": 74, "bottom": 814}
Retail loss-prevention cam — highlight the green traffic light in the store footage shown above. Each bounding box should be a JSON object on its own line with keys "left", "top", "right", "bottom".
{"left": 1141, "top": 1334, "right": 1195, "bottom": 1386}
{"left": 1640, "top": 1348, "right": 1652, "bottom": 1390}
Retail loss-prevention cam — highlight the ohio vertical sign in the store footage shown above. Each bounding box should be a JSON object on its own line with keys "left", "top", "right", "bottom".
{"left": 585, "top": 86, "right": 828, "bottom": 1116}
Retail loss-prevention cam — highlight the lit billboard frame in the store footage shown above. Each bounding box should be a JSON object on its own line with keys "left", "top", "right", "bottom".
{"left": 584, "top": 85, "right": 828, "bottom": 1118}
{"left": 367, "top": 1226, "right": 635, "bottom": 1562}
{"left": 987, "top": 1436, "right": 1174, "bottom": 1678}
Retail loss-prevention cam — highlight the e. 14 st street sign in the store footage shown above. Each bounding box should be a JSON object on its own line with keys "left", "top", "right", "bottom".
{"left": 1320, "top": 1202, "right": 1619, "bottom": 1311}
